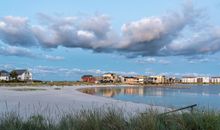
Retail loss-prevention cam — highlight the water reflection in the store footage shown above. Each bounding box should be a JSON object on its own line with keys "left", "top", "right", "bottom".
{"left": 80, "top": 87, "right": 165, "bottom": 97}
{"left": 79, "top": 85, "right": 220, "bottom": 109}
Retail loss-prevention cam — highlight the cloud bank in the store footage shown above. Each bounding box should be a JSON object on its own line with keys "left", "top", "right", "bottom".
{"left": 0, "top": 2, "right": 220, "bottom": 58}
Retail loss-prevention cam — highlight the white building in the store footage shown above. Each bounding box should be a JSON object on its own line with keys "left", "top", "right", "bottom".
{"left": 181, "top": 77, "right": 197, "bottom": 83}
{"left": 211, "top": 77, "right": 220, "bottom": 83}
{"left": 197, "top": 77, "right": 210, "bottom": 83}
{"left": 13, "top": 70, "right": 32, "bottom": 81}
{"left": 0, "top": 70, "right": 9, "bottom": 81}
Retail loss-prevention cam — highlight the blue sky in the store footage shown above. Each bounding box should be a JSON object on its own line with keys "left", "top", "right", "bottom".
{"left": 0, "top": 0, "right": 220, "bottom": 81}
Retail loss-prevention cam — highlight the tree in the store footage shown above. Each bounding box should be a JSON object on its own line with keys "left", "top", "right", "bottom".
{"left": 10, "top": 71, "right": 18, "bottom": 81}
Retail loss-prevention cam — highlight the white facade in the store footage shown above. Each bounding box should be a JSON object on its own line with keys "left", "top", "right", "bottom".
{"left": 181, "top": 77, "right": 197, "bottom": 83}
{"left": 201, "top": 77, "right": 210, "bottom": 83}
{"left": 211, "top": 77, "right": 220, "bottom": 83}
{"left": 0, "top": 75, "right": 9, "bottom": 81}
{"left": 0, "top": 70, "right": 9, "bottom": 81}
{"left": 16, "top": 70, "right": 32, "bottom": 81}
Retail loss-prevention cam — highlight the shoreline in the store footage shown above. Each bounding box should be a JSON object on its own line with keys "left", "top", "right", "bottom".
{"left": 0, "top": 85, "right": 169, "bottom": 118}
{"left": 1, "top": 82, "right": 220, "bottom": 88}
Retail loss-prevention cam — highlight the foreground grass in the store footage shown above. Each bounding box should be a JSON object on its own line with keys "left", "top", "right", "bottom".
{"left": 1, "top": 108, "right": 220, "bottom": 130}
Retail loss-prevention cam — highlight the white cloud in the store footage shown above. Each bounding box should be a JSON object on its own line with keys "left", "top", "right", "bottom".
{"left": 0, "top": 46, "right": 36, "bottom": 58}
{"left": 136, "top": 57, "right": 170, "bottom": 64}
{"left": 31, "top": 66, "right": 138, "bottom": 77}
{"left": 0, "top": 2, "right": 220, "bottom": 58}
{"left": 44, "top": 55, "right": 64, "bottom": 61}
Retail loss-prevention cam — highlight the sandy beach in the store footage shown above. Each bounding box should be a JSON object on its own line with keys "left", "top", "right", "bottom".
{"left": 0, "top": 85, "right": 168, "bottom": 118}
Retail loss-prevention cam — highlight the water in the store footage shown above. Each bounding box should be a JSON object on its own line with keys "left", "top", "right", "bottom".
{"left": 80, "top": 85, "right": 220, "bottom": 110}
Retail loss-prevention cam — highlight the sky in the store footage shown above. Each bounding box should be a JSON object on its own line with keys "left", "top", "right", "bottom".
{"left": 0, "top": 0, "right": 220, "bottom": 81}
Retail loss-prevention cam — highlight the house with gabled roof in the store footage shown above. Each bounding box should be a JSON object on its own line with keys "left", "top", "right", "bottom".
{"left": 12, "top": 69, "right": 32, "bottom": 81}
{"left": 0, "top": 70, "right": 9, "bottom": 81}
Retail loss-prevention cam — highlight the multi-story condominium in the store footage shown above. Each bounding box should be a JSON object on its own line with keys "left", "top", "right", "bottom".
{"left": 182, "top": 76, "right": 210, "bottom": 83}
{"left": 102, "top": 73, "right": 120, "bottom": 83}
{"left": 197, "top": 77, "right": 210, "bottom": 83}
{"left": 211, "top": 77, "right": 220, "bottom": 83}
{"left": 148, "top": 75, "right": 166, "bottom": 84}
{"left": 181, "top": 77, "right": 197, "bottom": 83}
{"left": 136, "top": 76, "right": 148, "bottom": 84}
{"left": 123, "top": 76, "right": 139, "bottom": 84}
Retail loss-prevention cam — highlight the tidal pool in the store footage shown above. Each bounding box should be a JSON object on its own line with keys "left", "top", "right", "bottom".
{"left": 80, "top": 85, "right": 220, "bottom": 110}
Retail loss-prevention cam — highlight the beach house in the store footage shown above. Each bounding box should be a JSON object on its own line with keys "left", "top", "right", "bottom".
{"left": 12, "top": 69, "right": 32, "bottom": 81}
{"left": 123, "top": 77, "right": 139, "bottom": 84}
{"left": 0, "top": 70, "right": 9, "bottom": 81}
{"left": 102, "top": 73, "right": 120, "bottom": 83}
{"left": 136, "top": 76, "right": 148, "bottom": 84}
{"left": 148, "top": 75, "right": 166, "bottom": 84}
{"left": 81, "top": 75, "right": 96, "bottom": 83}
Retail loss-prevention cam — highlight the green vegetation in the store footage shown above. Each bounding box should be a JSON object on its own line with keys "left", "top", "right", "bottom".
{"left": 9, "top": 70, "right": 18, "bottom": 81}
{"left": 0, "top": 108, "right": 220, "bottom": 130}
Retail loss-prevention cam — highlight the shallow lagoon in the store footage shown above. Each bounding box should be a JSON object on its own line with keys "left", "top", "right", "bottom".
{"left": 0, "top": 86, "right": 164, "bottom": 117}
{"left": 80, "top": 85, "right": 220, "bottom": 110}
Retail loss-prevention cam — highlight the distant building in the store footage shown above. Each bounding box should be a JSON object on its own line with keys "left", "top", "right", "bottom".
{"left": 94, "top": 76, "right": 103, "bottom": 84}
{"left": 197, "top": 77, "right": 210, "bottom": 83}
{"left": 0, "top": 70, "right": 9, "bottom": 81}
{"left": 81, "top": 75, "right": 96, "bottom": 83}
{"left": 123, "top": 77, "right": 139, "bottom": 84}
{"left": 211, "top": 77, "right": 220, "bottom": 83}
{"left": 13, "top": 69, "right": 32, "bottom": 81}
{"left": 102, "top": 73, "right": 120, "bottom": 83}
{"left": 148, "top": 75, "right": 166, "bottom": 84}
{"left": 181, "top": 76, "right": 197, "bottom": 83}
{"left": 136, "top": 76, "right": 148, "bottom": 84}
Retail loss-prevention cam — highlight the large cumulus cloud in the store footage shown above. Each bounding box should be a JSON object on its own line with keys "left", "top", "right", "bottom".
{"left": 0, "top": 16, "right": 37, "bottom": 47}
{"left": 0, "top": 2, "right": 220, "bottom": 58}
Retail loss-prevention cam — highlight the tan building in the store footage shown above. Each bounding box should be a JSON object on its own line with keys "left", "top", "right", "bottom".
{"left": 102, "top": 73, "right": 120, "bottom": 83}
{"left": 123, "top": 77, "right": 139, "bottom": 84}
{"left": 136, "top": 76, "right": 148, "bottom": 84}
{"left": 148, "top": 75, "right": 166, "bottom": 84}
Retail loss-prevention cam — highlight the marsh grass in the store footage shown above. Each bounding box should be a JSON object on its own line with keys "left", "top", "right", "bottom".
{"left": 1, "top": 108, "right": 220, "bottom": 130}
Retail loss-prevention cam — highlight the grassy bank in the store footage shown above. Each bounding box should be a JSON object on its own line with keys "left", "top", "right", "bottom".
{"left": 1, "top": 108, "right": 220, "bottom": 130}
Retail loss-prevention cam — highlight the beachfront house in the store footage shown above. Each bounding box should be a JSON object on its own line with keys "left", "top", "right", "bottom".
{"left": 81, "top": 75, "right": 96, "bottom": 83}
{"left": 123, "top": 76, "right": 139, "bottom": 84}
{"left": 102, "top": 73, "right": 120, "bottom": 83}
{"left": 148, "top": 75, "right": 166, "bottom": 84}
{"left": 211, "top": 77, "right": 220, "bottom": 83}
{"left": 12, "top": 69, "right": 32, "bottom": 81}
{"left": 0, "top": 70, "right": 9, "bottom": 81}
{"left": 136, "top": 76, "right": 148, "bottom": 84}
{"left": 181, "top": 76, "right": 197, "bottom": 83}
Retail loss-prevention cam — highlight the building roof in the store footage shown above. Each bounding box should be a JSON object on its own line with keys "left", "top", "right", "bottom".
{"left": 124, "top": 76, "right": 137, "bottom": 79}
{"left": 182, "top": 76, "right": 197, "bottom": 78}
{"left": 0, "top": 70, "right": 9, "bottom": 76}
{"left": 13, "top": 69, "right": 28, "bottom": 75}
{"left": 81, "top": 75, "right": 93, "bottom": 78}
{"left": 211, "top": 77, "right": 220, "bottom": 78}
